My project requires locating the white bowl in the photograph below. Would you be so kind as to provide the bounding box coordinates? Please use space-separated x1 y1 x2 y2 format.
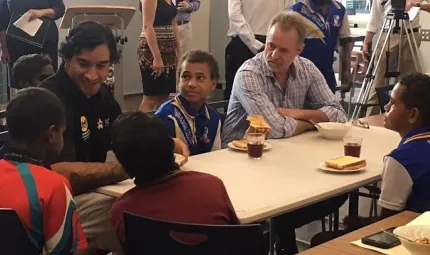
393 225 430 254
315 122 352 140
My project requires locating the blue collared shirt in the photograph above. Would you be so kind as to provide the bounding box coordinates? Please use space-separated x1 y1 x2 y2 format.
156 95 221 156
176 0 200 22
289 0 350 90
379 127 430 213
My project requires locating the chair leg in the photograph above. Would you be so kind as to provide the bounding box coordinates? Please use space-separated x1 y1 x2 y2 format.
373 197 378 217
329 214 333 232
369 197 374 218
321 218 326 232
334 210 339 232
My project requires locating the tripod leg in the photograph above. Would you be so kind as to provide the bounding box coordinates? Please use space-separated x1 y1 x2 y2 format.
404 19 423 72
401 20 420 73
351 18 395 119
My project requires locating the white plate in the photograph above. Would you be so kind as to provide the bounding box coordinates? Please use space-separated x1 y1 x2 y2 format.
317 162 366 173
174 153 187 166
227 142 272 152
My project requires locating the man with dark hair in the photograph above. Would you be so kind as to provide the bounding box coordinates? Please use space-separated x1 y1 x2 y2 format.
110 112 239 246
37 20 189 253
289 0 353 92
13 54 54 89
156 49 221 155
377 73 430 215
344 73 430 232
0 87 87 254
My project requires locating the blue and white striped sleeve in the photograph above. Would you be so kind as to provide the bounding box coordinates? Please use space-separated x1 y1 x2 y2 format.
234 69 297 138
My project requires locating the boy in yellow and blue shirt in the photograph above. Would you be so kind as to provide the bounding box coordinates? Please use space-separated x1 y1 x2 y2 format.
156 50 221 155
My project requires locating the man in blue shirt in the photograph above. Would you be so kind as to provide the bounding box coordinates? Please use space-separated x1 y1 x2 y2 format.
289 0 353 92
156 50 221 155
176 0 200 56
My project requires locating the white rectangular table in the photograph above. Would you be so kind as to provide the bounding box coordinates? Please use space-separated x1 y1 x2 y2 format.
98 126 400 224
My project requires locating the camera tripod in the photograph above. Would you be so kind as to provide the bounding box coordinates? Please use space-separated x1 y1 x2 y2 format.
351 10 423 119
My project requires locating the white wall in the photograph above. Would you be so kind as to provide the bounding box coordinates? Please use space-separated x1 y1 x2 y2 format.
419 11 430 73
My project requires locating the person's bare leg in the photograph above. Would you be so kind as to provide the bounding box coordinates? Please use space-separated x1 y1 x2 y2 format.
139 95 170 112
139 96 157 112
153 95 170 110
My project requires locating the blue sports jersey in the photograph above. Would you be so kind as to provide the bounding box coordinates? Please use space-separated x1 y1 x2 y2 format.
289 0 347 91
388 127 430 213
156 95 222 155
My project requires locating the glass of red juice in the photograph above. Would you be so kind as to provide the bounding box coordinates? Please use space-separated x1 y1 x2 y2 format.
247 133 265 159
343 136 363 157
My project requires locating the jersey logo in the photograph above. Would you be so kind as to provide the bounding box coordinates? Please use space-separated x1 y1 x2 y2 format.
104 118 110 128
201 127 211 144
97 118 104 130
333 15 340 27
80 116 90 141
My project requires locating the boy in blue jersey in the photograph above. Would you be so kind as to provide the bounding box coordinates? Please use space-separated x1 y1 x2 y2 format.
378 73 430 216
311 73 430 247
340 73 430 233
156 50 221 156
289 0 353 92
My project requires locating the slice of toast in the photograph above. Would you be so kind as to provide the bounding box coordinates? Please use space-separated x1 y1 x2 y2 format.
247 115 271 131
232 140 247 149
325 156 366 170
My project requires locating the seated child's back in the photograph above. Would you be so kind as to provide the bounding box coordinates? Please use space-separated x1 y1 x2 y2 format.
110 112 239 244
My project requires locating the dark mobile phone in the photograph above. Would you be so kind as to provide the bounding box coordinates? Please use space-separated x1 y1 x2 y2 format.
361 227 401 249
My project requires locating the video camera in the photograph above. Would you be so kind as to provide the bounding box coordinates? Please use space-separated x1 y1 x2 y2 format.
381 0 407 12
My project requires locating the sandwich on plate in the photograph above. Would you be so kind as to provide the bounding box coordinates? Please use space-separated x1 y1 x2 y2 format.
325 156 366 170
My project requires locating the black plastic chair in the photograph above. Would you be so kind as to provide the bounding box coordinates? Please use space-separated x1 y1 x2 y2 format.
376 84 395 113
123 212 266 255
208 100 229 125
0 209 39 254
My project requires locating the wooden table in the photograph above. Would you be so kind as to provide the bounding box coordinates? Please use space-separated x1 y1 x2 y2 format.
98 125 400 224
361 114 384 128
299 211 419 255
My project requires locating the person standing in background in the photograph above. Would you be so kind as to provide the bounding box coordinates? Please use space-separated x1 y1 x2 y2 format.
138 0 180 112
0 0 65 89
289 0 353 93
176 0 200 56
363 0 426 116
224 0 295 100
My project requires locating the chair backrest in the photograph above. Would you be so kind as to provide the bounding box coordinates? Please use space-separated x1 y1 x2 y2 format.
123 212 266 255
0 209 39 254
208 100 229 125
376 84 395 113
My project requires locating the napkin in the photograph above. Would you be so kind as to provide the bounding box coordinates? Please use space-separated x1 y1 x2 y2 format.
351 212 430 255
408 6 420 21
13 12 43 37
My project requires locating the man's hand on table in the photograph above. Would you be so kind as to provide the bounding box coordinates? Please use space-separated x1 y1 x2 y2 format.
173 138 189 166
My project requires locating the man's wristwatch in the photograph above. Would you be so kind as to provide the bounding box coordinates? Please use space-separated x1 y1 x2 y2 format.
415 2 421 8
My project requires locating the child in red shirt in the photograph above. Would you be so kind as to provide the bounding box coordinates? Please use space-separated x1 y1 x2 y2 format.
0 87 87 254
110 112 240 246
